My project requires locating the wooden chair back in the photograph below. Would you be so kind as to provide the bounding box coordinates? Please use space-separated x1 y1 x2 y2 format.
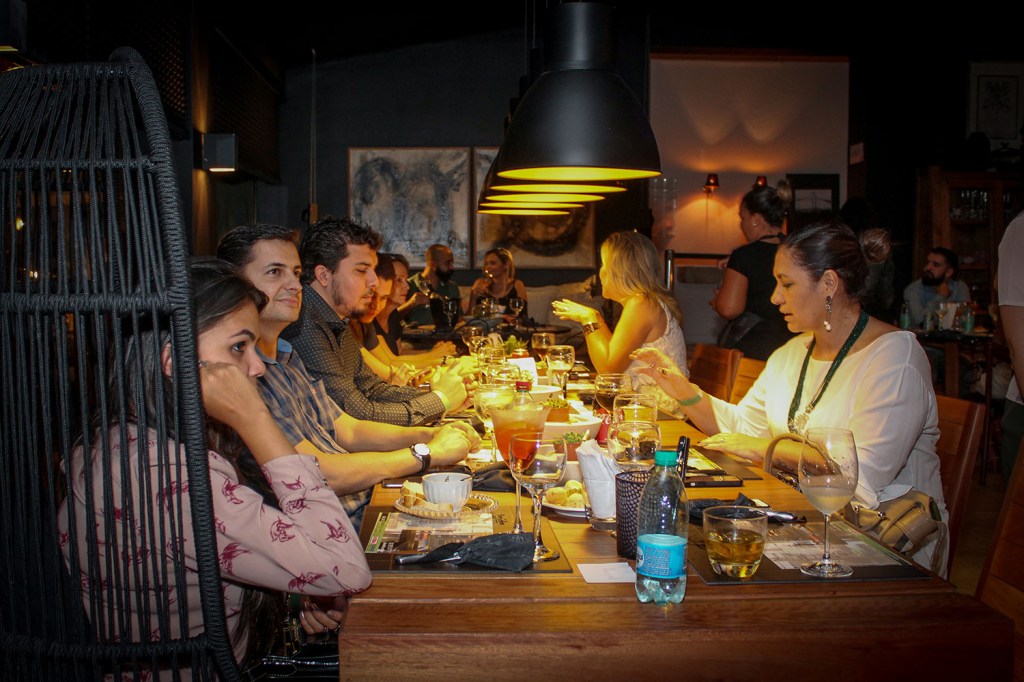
729 357 767 404
688 344 742 402
935 394 985 573
975 440 1024 682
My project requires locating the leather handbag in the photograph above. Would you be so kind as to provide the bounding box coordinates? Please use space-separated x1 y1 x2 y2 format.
843 491 945 571
244 602 339 681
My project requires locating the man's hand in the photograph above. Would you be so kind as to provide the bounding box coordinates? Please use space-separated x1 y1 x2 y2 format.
430 365 469 411
427 424 472 466
444 419 482 452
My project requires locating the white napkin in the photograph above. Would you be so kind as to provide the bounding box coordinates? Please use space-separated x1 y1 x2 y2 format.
507 356 538 384
576 439 621 519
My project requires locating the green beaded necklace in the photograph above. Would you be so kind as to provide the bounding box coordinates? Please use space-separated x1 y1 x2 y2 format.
787 310 870 433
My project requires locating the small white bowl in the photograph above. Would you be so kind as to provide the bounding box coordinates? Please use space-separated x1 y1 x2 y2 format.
543 412 602 442
422 472 472 510
529 384 562 399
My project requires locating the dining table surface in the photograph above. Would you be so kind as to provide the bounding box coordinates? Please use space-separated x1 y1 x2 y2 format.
339 404 1014 681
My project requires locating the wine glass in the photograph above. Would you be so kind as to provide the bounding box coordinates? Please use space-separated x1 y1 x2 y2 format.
441 297 459 330
475 345 506 383
509 434 567 562
612 392 659 424
531 332 554 361
594 373 632 413
607 419 661 471
546 345 575 399
508 297 525 326
798 428 859 578
474 383 515 461
461 324 484 352
489 403 551 534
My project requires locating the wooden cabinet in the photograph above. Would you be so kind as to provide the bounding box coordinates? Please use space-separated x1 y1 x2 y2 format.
915 166 1024 311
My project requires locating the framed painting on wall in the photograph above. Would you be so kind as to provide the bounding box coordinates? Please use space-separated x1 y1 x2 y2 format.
785 173 840 234
349 147 471 268
473 147 596 269
969 63 1024 149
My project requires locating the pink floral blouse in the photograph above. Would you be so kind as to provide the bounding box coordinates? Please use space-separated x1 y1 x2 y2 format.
57 426 372 662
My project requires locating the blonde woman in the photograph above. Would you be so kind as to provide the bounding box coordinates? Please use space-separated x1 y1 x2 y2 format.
552 231 688 412
466 247 528 321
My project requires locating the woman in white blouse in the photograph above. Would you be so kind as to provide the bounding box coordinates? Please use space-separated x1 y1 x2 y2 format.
633 220 948 573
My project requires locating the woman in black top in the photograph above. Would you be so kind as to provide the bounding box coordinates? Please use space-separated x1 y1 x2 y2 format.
711 179 797 360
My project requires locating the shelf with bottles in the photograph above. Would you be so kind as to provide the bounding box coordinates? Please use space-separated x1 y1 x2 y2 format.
948 187 991 222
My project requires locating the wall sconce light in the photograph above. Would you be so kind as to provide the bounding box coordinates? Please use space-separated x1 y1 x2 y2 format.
703 173 720 195
754 175 768 188
201 133 237 172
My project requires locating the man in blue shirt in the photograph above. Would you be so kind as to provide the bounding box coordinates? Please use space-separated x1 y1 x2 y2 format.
902 247 971 329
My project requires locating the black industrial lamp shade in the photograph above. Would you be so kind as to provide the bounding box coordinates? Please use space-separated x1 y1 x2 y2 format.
496 2 660 182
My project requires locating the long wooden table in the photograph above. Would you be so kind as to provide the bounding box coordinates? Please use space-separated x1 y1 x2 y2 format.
339 420 1013 680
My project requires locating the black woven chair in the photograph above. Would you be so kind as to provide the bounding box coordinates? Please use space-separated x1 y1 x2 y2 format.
0 48 240 680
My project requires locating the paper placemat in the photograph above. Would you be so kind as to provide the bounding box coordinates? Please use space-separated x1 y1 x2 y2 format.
688 520 929 585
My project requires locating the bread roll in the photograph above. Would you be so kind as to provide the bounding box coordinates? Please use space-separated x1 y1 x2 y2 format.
545 486 567 506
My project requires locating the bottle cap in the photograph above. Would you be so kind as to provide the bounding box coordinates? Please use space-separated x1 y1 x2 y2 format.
654 449 678 466
515 380 532 391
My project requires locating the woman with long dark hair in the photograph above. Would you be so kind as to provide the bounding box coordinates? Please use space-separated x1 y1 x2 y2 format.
59 258 372 669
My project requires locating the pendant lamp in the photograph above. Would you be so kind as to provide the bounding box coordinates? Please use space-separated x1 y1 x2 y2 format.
477 148 584 215
496 2 660 182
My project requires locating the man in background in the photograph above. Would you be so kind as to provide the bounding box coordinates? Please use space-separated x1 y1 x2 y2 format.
902 247 971 328
404 243 460 327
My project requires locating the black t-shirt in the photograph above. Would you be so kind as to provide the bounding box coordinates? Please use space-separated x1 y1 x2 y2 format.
724 239 795 360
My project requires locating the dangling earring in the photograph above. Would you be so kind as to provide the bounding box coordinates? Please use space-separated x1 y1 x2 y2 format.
824 296 833 332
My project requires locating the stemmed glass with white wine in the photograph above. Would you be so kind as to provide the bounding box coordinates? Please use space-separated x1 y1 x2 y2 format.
509 433 567 562
798 428 859 578
546 345 575 400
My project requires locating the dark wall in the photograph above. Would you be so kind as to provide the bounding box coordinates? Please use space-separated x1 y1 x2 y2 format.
276 12 654 288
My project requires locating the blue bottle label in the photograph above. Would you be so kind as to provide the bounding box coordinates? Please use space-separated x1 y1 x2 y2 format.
636 533 686 579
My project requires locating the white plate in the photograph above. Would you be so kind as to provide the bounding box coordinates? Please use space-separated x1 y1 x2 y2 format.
543 500 588 518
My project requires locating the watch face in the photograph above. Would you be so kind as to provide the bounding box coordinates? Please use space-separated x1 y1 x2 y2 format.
413 442 430 456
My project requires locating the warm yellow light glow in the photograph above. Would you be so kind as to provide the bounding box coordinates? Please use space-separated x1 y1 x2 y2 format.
208 167 235 173
480 201 583 209
485 193 605 203
497 166 661 182
490 183 627 194
478 209 569 216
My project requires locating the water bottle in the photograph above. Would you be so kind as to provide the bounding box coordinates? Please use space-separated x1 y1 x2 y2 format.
962 305 975 334
899 301 911 330
635 444 689 604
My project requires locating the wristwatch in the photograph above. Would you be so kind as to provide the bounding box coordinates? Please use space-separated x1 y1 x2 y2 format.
410 442 431 475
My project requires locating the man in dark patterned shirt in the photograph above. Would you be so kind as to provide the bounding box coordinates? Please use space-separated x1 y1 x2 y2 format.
216 223 478 525
282 217 469 426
